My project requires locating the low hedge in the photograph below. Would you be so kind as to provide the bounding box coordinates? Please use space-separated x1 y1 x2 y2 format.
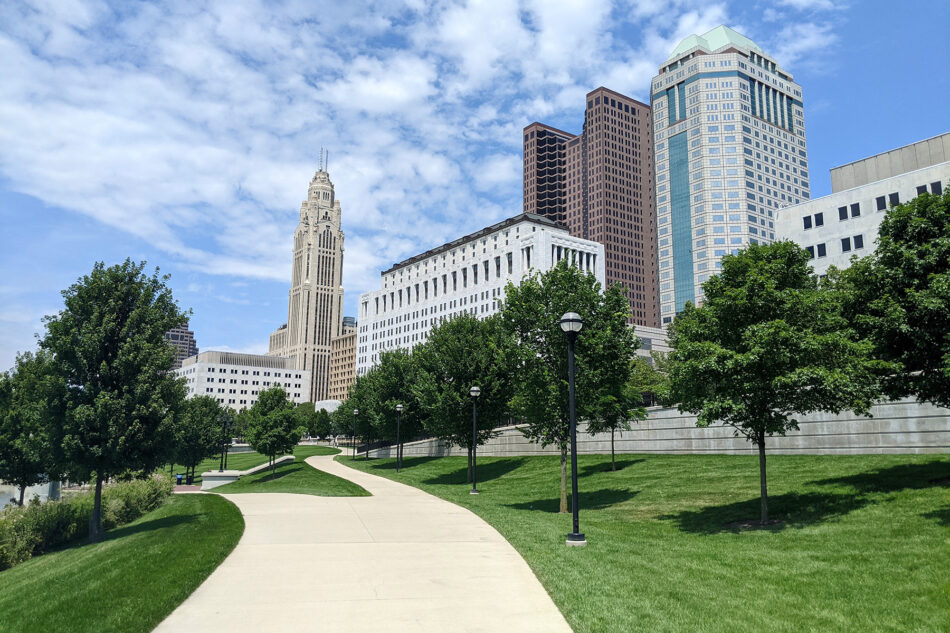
0 473 174 570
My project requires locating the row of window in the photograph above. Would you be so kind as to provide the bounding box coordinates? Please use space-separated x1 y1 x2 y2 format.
805 234 864 259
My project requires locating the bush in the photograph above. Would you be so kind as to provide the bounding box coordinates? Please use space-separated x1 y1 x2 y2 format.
0 473 173 570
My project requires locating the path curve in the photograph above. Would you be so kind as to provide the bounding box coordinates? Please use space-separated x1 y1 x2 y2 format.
154 452 572 633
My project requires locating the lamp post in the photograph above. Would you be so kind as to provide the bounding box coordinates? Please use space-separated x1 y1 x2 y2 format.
352 408 359 460
223 412 233 470
218 412 229 473
559 312 586 547
395 404 404 473
469 386 481 495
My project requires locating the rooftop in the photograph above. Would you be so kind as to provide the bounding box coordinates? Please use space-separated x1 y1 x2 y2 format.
666 25 764 63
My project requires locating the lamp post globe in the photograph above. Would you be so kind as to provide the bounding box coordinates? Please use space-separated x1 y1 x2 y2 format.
352 408 359 460
395 404 404 473
559 311 586 547
469 386 481 495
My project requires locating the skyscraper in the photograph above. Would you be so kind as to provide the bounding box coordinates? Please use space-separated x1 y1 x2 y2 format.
651 25 810 323
268 154 345 402
522 88 658 327
164 320 198 369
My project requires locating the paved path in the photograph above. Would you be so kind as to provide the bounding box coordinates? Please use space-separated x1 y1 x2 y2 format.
155 453 572 633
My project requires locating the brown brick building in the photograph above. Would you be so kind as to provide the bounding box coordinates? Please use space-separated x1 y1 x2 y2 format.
523 87 659 327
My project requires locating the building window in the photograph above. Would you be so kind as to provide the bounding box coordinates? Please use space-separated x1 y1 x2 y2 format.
803 216 812 230
917 185 928 196
838 206 848 221
876 196 886 211
853 234 864 249
841 237 852 252
932 182 943 195
817 243 826 257
814 212 823 227
888 192 900 206
850 203 860 218
805 245 815 258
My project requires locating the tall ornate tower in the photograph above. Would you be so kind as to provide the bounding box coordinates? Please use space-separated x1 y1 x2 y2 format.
268 154 345 402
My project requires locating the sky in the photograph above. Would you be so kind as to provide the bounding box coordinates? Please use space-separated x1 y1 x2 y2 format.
1 0 947 371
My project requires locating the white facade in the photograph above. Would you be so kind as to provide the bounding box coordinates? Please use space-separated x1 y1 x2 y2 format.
775 161 949 276
651 25 810 324
356 213 606 375
176 351 311 410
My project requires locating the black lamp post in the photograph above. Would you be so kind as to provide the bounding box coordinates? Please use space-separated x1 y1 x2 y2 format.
218 412 229 473
352 408 359 460
469 386 481 495
560 311 586 547
395 404 404 473
223 412 234 470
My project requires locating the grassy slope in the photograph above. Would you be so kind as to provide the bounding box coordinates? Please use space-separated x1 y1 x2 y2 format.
0 494 244 633
214 445 368 496
170 444 341 484
338 452 950 633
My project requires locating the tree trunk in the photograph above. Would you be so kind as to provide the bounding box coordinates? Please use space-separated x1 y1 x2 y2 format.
90 476 104 543
559 446 568 514
758 431 769 524
611 428 616 471
18 485 26 506
467 447 473 484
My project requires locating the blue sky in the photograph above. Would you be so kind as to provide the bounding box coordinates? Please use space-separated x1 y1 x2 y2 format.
1 0 947 370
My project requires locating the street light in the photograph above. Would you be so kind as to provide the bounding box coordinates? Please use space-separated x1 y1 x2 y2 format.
352 408 359 460
218 411 232 473
469 386 481 495
223 412 234 470
559 312 586 547
395 404 404 473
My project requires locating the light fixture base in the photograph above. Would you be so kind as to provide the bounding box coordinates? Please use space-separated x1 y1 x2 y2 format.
566 532 587 547
470 489 479 495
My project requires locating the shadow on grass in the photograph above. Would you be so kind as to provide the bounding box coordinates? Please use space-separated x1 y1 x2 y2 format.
423 458 526 485
105 513 199 541
664 492 869 534
242 464 303 484
809 460 950 493
368 456 443 471
579 459 645 477
506 488 639 513
922 506 950 527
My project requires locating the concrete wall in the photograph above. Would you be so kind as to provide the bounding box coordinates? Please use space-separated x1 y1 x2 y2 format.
367 398 949 459
830 132 950 191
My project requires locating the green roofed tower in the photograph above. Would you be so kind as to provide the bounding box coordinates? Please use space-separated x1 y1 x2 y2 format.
651 25 811 323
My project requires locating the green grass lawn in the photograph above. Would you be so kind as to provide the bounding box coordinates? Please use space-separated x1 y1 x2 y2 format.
169 444 340 484
338 452 950 633
0 494 243 633
214 445 367 496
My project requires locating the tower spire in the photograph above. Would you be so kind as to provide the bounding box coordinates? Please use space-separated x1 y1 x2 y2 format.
318 147 324 171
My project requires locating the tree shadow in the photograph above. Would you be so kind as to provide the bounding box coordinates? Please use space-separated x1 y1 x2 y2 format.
579 458 645 477
368 456 443 471
808 461 950 493
105 513 199 540
922 506 950 528
663 492 869 534
506 488 639 513
423 458 526 485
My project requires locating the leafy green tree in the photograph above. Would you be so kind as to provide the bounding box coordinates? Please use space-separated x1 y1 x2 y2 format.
40 259 187 542
313 408 333 439
294 402 318 438
666 242 884 524
333 377 382 456
629 354 669 407
245 386 303 474
0 351 63 505
173 396 224 482
501 260 640 512
413 314 516 482
232 407 253 442
368 349 423 465
836 187 950 408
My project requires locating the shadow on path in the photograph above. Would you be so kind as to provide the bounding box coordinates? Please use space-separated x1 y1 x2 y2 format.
663 492 868 534
506 488 638 513
423 458 526 485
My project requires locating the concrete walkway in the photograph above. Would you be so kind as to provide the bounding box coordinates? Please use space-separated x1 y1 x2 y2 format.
154 453 572 633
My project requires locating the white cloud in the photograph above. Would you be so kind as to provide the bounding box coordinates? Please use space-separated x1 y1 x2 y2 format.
775 0 841 10
770 22 837 67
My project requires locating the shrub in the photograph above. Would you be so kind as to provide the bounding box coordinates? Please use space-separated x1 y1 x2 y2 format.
0 472 173 570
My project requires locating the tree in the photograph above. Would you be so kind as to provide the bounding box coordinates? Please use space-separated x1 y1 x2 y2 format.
173 396 224 482
836 187 950 408
367 349 423 465
245 386 303 474
40 259 187 542
629 354 669 407
333 376 382 456
294 402 318 438
313 408 333 439
0 351 63 505
413 314 516 482
501 260 640 512
665 242 884 524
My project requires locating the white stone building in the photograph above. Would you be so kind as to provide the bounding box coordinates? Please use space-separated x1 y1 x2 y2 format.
651 25 811 323
356 213 606 375
176 351 311 410
775 133 949 276
268 152 345 402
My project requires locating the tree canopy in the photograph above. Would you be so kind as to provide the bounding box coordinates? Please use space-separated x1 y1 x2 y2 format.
836 187 950 408
173 395 224 480
665 241 883 523
245 386 303 472
40 259 187 541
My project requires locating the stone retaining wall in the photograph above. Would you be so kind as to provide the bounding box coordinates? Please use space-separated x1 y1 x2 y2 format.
367 398 949 458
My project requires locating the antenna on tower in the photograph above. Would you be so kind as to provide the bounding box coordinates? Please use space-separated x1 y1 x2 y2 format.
318 147 324 171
